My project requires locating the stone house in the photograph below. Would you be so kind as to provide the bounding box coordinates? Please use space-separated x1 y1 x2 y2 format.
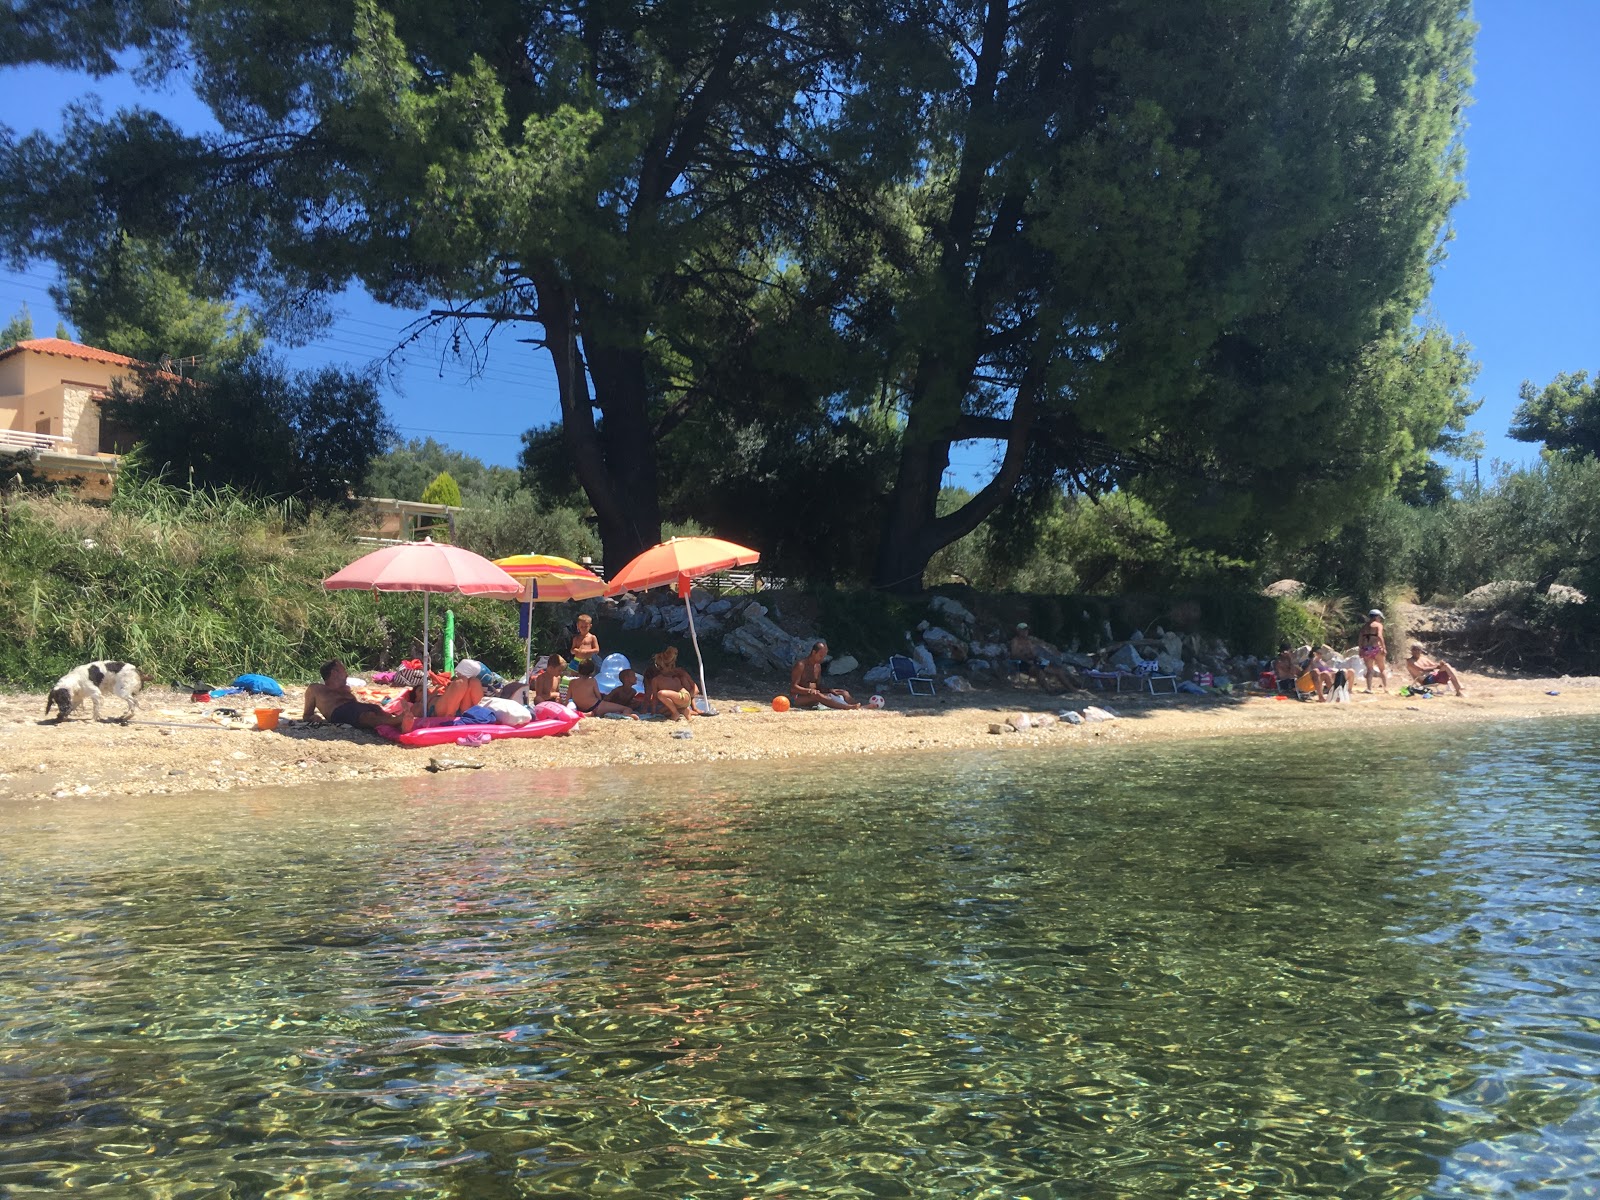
0 337 142 498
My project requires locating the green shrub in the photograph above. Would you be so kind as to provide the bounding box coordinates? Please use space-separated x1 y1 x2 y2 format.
453 491 601 563
809 589 917 662
1271 598 1326 650
0 483 542 689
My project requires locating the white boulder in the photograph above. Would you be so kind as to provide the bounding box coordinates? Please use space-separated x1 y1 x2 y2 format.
930 595 976 627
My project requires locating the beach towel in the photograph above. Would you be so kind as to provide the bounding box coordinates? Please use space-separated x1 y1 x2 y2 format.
454 705 497 725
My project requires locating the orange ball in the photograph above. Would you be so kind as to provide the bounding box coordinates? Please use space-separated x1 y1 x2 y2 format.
771 695 791 712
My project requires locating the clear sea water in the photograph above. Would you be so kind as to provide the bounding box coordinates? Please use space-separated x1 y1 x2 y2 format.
2 719 1600 1199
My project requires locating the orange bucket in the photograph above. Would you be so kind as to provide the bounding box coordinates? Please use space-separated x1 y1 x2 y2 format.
254 708 281 731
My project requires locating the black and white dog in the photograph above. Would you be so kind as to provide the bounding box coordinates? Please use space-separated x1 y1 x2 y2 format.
44 661 145 723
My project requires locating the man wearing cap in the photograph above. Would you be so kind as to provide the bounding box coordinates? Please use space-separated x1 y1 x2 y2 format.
1357 609 1388 693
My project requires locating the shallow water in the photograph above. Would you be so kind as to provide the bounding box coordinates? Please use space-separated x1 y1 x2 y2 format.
2 720 1600 1198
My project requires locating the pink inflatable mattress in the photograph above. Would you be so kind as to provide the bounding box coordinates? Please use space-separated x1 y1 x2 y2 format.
375 708 582 747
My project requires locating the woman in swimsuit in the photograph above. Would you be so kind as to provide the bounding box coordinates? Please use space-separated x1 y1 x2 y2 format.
1357 609 1388 693
565 658 638 718
643 649 696 720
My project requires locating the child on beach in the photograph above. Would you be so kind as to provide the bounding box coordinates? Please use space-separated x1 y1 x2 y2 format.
566 657 638 718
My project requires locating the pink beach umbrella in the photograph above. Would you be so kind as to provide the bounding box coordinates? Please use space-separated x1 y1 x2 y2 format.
323 538 522 716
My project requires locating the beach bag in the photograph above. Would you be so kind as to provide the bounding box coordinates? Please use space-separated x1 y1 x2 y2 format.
480 697 533 727
231 673 284 696
453 705 497 725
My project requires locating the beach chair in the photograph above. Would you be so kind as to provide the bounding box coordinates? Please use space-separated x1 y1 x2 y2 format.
1131 657 1179 695
1082 668 1123 691
889 654 936 696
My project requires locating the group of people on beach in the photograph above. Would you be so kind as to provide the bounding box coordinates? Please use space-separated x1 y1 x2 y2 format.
1272 609 1465 700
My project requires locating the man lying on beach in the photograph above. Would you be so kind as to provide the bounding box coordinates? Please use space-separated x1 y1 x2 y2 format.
791 641 860 710
1406 644 1466 696
303 660 415 733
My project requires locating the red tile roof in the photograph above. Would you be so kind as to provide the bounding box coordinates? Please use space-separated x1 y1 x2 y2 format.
0 337 142 368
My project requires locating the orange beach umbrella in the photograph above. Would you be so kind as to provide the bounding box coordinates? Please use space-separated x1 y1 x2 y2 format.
604 536 761 712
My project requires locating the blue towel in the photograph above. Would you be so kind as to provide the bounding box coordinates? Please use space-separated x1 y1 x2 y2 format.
232 673 285 696
454 705 497 725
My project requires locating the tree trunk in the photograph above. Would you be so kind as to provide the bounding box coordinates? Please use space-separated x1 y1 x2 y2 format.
871 363 1043 594
541 282 663 571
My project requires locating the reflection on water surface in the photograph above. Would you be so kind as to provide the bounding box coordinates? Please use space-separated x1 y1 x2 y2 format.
2 721 1600 1198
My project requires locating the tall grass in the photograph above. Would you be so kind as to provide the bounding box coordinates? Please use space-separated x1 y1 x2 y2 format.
0 480 558 689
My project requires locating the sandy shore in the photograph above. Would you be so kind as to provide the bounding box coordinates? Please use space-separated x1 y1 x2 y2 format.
3 669 1598 803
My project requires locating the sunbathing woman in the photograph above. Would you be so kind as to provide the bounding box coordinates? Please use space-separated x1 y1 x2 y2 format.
431 660 487 719
566 657 639 718
570 614 600 665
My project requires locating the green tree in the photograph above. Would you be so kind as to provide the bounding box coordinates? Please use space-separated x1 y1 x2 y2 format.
104 355 392 504
0 303 32 349
0 0 879 571
419 471 462 509
57 235 262 365
854 0 1475 590
1511 371 1600 460
366 437 518 504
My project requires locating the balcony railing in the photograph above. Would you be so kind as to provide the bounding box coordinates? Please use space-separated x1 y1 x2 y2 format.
0 429 75 453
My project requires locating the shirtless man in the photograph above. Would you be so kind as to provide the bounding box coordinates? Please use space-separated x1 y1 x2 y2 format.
570 614 600 664
1406 644 1465 696
303 660 414 732
1301 646 1337 701
791 640 859 710
1009 622 1072 689
1358 609 1389 693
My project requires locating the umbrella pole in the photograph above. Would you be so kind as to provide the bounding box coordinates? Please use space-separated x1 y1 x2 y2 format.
523 581 537 688
421 591 430 719
684 593 712 714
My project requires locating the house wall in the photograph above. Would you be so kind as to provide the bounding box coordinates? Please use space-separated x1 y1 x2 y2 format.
0 353 126 448
0 355 26 432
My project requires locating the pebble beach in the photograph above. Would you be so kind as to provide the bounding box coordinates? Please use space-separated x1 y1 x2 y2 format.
3 671 1597 802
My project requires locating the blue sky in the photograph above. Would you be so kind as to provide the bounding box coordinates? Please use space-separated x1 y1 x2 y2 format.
1 0 1595 482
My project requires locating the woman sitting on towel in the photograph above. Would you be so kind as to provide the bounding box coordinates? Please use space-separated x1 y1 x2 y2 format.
643 647 696 720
